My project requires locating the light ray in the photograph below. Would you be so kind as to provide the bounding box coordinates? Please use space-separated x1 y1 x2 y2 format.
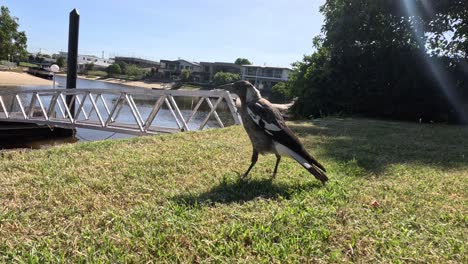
401 0 467 123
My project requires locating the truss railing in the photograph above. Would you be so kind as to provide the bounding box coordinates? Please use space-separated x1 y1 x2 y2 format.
0 87 242 135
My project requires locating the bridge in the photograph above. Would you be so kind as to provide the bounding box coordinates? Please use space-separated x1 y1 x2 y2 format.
0 87 242 135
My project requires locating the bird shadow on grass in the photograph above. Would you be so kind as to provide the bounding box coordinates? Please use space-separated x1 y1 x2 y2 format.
172 177 322 207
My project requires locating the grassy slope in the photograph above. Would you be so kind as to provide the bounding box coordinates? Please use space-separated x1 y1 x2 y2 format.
0 118 466 263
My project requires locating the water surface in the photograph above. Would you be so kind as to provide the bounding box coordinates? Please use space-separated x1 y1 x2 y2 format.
0 76 231 149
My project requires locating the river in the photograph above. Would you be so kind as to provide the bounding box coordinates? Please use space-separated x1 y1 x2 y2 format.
0 76 232 149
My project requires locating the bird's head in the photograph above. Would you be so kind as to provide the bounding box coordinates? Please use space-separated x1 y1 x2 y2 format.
217 80 261 102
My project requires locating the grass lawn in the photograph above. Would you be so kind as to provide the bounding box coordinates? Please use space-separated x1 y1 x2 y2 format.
85 71 108 78
0 118 466 262
18 62 38 68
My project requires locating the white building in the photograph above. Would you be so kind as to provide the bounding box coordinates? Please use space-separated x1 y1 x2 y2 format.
241 65 291 90
59 52 114 70
176 59 202 72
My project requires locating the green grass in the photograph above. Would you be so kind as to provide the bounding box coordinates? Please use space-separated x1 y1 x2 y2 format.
110 74 145 81
0 118 466 263
18 62 38 67
85 71 108 78
181 84 203 90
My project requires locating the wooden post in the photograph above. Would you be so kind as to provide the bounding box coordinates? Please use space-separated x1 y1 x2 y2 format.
66 9 79 117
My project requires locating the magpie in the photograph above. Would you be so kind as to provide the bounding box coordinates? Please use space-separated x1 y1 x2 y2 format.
220 80 328 183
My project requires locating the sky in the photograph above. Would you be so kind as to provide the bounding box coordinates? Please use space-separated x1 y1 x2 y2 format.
1 0 325 67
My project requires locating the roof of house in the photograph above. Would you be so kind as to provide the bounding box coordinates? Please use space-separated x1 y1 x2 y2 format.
115 56 160 65
242 65 292 70
176 59 200 66
199 61 241 67
160 59 178 63
161 59 200 67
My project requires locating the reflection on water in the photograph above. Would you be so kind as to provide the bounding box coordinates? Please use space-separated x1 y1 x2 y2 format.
0 76 233 150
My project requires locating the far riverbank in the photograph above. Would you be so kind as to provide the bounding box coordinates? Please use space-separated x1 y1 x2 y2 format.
56 74 170 89
0 71 170 89
0 71 52 86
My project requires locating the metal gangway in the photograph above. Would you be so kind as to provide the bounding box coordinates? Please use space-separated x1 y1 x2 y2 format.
0 87 242 135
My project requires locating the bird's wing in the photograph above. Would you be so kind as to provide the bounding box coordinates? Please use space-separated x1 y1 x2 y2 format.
246 99 326 173
246 99 287 135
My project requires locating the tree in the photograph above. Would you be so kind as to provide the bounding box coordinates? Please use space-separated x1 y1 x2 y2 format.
289 0 467 123
271 82 292 101
56 57 65 68
0 6 28 61
124 64 143 76
425 0 468 57
234 58 252 65
117 61 128 74
106 63 121 77
180 69 190 81
212 72 241 86
84 63 95 73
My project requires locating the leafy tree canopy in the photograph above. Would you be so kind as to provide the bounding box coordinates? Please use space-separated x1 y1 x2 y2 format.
271 82 293 102
117 61 128 74
84 63 95 73
56 57 65 68
106 63 121 76
234 58 252 65
289 0 468 123
424 0 468 57
213 72 241 86
124 64 144 76
0 6 28 61
180 69 190 81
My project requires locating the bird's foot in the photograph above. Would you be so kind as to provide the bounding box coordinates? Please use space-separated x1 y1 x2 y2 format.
270 172 277 179
240 173 250 181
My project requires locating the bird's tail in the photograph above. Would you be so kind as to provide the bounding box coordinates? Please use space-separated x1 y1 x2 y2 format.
305 164 328 184
274 142 328 184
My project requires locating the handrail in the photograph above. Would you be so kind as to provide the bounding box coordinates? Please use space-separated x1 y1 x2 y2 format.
0 88 242 135
0 87 238 97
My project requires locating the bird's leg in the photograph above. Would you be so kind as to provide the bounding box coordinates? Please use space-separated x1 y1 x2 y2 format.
272 154 281 178
241 150 258 179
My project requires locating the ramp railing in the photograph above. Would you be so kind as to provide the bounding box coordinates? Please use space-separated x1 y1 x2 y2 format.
0 88 242 135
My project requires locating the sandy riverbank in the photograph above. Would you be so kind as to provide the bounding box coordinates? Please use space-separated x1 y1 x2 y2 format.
0 71 52 86
97 78 170 89
0 71 171 89
56 74 170 89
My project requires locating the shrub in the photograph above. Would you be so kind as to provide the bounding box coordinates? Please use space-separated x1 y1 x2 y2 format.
271 82 292 101
181 69 190 81
213 72 241 86
106 64 121 77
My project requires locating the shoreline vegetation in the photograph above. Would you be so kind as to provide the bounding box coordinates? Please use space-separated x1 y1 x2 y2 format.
0 118 466 262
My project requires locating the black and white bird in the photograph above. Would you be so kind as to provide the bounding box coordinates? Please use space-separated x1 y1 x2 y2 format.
220 80 328 184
